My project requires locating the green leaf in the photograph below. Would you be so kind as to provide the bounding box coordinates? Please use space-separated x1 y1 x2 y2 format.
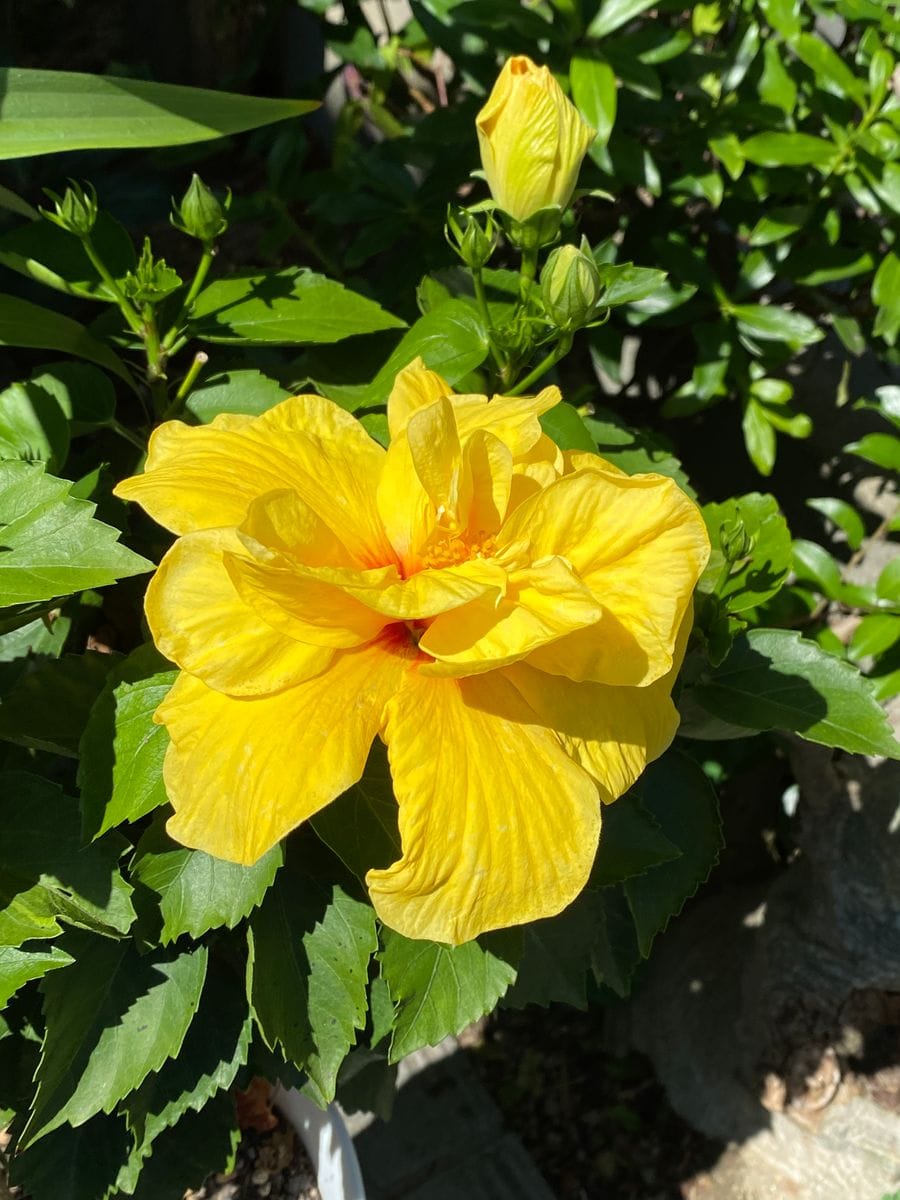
540 403 596 452
693 629 900 758
132 815 282 944
0 772 135 942
128 1093 239 1200
0 378 70 472
0 213 136 302
747 207 810 247
583 412 694 493
0 461 151 606
0 183 38 220
0 68 317 159
742 398 776 475
845 432 900 471
623 752 723 957
315 299 489 410
700 493 793 612
872 251 900 344
379 928 518 1063
588 0 656 38
0 651 114 756
732 303 824 347
121 958 252 1190
188 267 405 345
739 132 839 169
0 294 133 383
248 870 376 1105
590 792 681 887
77 645 176 840
849 614 900 661
311 740 400 880
589 886 642 997
792 538 843 598
570 53 617 150
595 262 669 307
28 362 118 433
10 1112 133 1200
878 557 900 602
504 891 602 1010
793 32 868 103
758 0 802 37
22 936 207 1147
758 38 798 112
806 497 866 550
184 369 290 423
0 944 72 1008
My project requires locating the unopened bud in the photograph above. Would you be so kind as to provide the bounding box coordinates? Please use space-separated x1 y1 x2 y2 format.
720 518 755 563
540 237 602 331
171 174 230 245
122 237 182 305
40 181 98 237
445 206 497 270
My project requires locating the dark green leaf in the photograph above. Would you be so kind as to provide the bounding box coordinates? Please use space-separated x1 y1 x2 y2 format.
132 816 282 944
739 132 839 168
184 369 290 423
0 651 114 756
311 740 400 880
10 1112 133 1200
379 928 518 1063
793 31 867 103
0 461 152 605
22 935 207 1147
596 263 669 307
570 53 617 149
583 412 694 493
128 1093 239 1200
0 213 136 302
0 772 134 942
742 398 776 475
693 629 900 757
590 792 681 887
0 294 133 383
623 753 722 957
0 378 70 472
588 0 656 38
248 871 376 1105
189 268 405 346
504 890 603 1010
732 303 824 347
0 68 317 159
590 886 642 998
78 645 175 840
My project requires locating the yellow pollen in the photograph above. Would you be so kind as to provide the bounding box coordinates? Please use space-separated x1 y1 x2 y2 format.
420 531 497 571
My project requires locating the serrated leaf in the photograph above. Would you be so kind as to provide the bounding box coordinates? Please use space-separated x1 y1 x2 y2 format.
21 935 207 1148
184 369 290 423
0 651 114 756
0 943 72 1007
0 68 317 159
120 958 251 1190
504 891 602 1010
0 461 151 605
0 772 134 941
590 792 681 887
122 1093 238 1200
248 870 376 1104
78 645 175 840
10 1112 133 1200
132 815 281 944
590 886 642 998
583 412 694 493
623 752 722 957
700 493 792 613
189 267 404 345
0 377 70 471
380 928 518 1063
694 629 900 758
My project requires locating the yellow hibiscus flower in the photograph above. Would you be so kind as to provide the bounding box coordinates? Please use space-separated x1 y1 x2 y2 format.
115 362 709 946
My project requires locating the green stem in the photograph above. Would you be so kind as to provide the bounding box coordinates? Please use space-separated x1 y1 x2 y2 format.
506 334 573 396
519 245 539 304
159 351 209 420
80 235 143 335
108 418 148 451
161 244 215 351
472 267 508 379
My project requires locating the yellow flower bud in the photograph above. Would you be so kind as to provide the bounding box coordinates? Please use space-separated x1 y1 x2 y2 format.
476 56 596 223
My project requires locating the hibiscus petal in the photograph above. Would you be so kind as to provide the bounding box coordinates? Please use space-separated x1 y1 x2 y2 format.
387 359 452 439
146 528 333 695
406 396 463 524
367 667 600 944
453 387 560 458
160 631 416 864
419 555 601 675
499 468 709 685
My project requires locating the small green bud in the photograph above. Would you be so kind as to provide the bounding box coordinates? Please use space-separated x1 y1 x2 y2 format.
171 174 230 245
122 237 183 305
720 518 755 563
40 180 98 237
445 206 497 270
540 237 602 331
